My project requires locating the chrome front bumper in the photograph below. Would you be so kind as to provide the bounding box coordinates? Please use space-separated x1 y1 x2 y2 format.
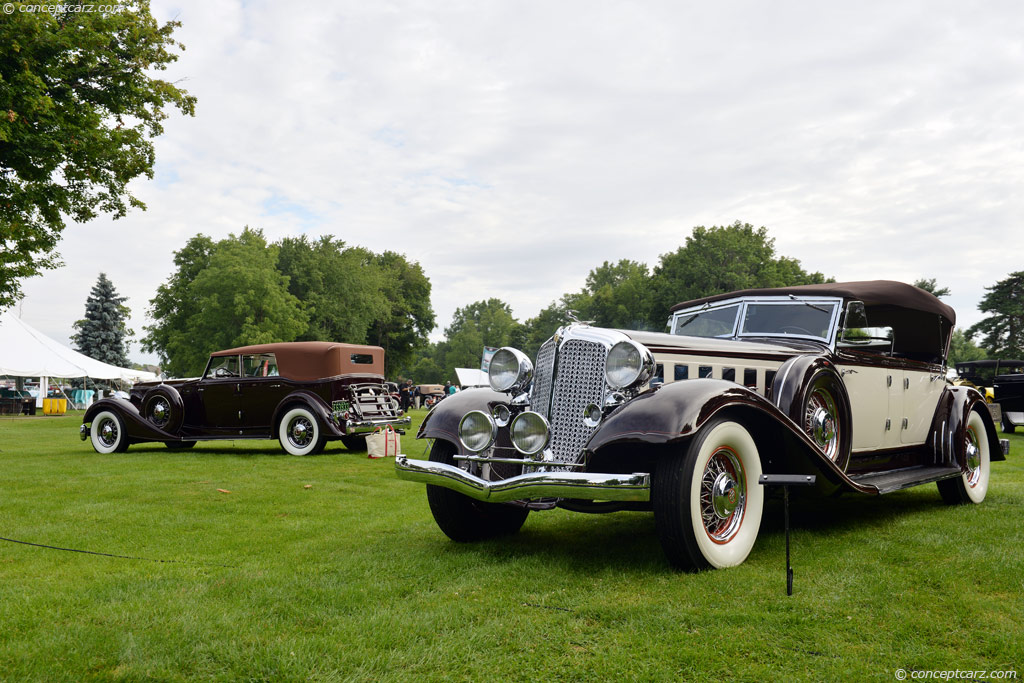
394 455 651 503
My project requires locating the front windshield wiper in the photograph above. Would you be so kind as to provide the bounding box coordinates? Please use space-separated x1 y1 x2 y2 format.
788 294 831 314
675 302 711 331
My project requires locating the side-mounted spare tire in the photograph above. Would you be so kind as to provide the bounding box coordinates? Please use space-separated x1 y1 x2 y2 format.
772 356 853 472
142 385 184 434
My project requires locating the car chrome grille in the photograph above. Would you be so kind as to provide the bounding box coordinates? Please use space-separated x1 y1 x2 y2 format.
531 337 556 417
531 336 608 467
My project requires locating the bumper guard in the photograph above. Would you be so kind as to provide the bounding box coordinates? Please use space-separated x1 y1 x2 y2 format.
394 455 650 503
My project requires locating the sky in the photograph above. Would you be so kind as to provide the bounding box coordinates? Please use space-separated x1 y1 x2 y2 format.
12 0 1024 367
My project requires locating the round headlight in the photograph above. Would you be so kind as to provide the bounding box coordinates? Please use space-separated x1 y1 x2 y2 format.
510 411 550 456
605 340 653 389
488 347 533 393
458 410 496 453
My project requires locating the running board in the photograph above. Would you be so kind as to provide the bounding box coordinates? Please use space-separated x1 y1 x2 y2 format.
847 465 962 495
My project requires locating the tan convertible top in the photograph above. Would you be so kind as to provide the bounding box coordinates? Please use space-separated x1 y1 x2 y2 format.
210 341 384 381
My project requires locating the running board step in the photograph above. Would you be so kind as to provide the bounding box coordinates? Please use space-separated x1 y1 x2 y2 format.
847 465 962 495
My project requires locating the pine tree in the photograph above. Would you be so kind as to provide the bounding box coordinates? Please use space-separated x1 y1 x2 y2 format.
968 271 1024 359
72 273 133 367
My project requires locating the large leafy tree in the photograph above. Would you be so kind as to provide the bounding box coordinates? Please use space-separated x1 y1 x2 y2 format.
276 235 387 344
567 259 653 330
947 328 987 366
142 229 307 376
71 272 132 366
441 298 521 374
647 222 831 327
0 2 196 309
366 251 435 377
967 271 1024 359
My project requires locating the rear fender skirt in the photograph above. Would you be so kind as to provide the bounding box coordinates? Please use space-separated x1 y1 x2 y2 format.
931 385 1004 465
272 390 342 437
586 379 875 494
82 398 178 443
416 388 510 445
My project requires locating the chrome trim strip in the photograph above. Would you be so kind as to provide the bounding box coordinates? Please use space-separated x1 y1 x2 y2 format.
395 455 650 502
453 454 585 468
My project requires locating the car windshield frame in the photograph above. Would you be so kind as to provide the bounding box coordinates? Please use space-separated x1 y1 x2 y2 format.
671 296 843 344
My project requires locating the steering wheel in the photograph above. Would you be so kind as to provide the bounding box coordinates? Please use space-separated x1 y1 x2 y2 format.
779 326 813 336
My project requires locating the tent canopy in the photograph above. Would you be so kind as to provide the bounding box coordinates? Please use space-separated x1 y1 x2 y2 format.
455 368 489 387
0 311 156 382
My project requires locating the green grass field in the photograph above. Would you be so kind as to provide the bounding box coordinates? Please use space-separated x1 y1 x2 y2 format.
1 409 1021 681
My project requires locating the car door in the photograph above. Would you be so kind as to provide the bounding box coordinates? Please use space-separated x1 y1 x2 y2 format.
237 353 290 433
199 354 241 431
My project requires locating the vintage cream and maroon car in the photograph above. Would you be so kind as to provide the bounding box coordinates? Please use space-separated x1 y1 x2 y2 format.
81 342 410 455
396 281 1009 570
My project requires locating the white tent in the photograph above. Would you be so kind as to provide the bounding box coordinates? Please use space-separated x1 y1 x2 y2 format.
455 367 489 388
0 310 157 388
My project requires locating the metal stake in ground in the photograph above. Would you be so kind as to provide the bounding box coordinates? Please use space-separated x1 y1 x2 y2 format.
758 474 816 596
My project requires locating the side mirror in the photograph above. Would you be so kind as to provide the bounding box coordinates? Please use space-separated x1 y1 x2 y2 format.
840 301 869 342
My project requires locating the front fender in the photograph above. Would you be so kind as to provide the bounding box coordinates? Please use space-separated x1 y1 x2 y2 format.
417 388 509 444
586 379 871 493
587 379 780 450
82 397 178 443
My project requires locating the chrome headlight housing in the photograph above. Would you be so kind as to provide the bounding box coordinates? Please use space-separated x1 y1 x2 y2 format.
510 411 550 456
458 410 497 453
488 347 533 393
605 340 655 390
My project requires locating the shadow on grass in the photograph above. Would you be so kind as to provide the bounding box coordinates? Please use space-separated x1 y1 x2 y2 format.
426 485 960 572
122 442 368 458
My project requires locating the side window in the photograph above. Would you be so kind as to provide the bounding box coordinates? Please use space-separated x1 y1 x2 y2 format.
243 353 279 377
205 355 240 378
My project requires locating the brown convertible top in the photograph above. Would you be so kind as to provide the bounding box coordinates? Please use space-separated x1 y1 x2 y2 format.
210 341 384 381
671 280 955 325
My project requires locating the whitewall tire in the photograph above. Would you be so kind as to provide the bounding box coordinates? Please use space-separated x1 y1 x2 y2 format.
654 418 764 570
278 407 326 456
90 410 129 454
938 410 990 505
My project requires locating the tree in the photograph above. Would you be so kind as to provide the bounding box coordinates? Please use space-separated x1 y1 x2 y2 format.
442 299 521 374
71 272 132 366
365 252 435 377
967 271 1024 359
947 328 987 366
142 229 307 376
0 3 196 309
567 260 653 330
276 235 387 343
647 222 831 328
913 278 951 298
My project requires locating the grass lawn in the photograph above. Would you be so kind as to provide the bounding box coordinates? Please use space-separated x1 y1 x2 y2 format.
1 409 1022 681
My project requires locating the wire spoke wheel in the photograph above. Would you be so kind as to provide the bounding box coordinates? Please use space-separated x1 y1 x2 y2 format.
699 447 746 543
804 386 840 461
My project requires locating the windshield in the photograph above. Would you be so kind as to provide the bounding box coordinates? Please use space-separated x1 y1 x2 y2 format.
673 304 739 337
672 298 840 341
741 302 838 338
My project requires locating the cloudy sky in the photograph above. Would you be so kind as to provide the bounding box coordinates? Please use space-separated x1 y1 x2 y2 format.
13 0 1024 366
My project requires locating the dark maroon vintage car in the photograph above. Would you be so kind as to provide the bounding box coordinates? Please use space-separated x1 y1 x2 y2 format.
81 342 410 455
396 281 1010 570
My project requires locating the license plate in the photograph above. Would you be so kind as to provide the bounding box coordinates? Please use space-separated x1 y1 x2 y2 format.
332 400 350 413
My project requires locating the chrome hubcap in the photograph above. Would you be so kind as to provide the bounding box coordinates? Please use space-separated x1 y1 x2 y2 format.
965 428 981 487
151 400 169 425
805 388 839 460
711 473 739 518
289 418 312 447
99 420 117 447
700 448 746 543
